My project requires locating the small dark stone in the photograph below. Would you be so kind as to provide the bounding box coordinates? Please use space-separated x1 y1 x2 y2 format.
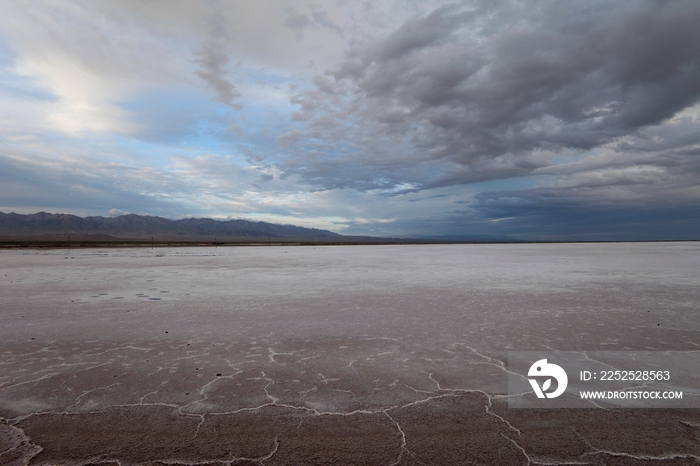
216 373 222 376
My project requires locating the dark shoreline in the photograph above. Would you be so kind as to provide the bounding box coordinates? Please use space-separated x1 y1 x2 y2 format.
1 238 697 249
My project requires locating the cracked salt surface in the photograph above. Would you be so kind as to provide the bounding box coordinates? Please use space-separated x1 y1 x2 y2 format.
1 243 700 464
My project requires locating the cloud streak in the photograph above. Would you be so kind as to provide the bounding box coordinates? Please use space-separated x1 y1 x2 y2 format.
194 4 241 110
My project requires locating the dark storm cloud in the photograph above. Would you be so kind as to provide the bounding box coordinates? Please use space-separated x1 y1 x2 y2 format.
372 3 476 62
344 190 700 241
281 0 700 192
463 189 700 241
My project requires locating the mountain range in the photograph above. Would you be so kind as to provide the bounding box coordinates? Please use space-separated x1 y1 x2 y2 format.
0 212 342 240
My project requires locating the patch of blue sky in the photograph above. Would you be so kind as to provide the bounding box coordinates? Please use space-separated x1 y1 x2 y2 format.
99 133 214 169
118 89 237 150
547 147 597 166
239 79 297 111
247 68 294 88
467 174 546 192
0 41 55 102
3 129 109 162
231 106 299 157
0 75 54 101
233 102 289 138
0 35 18 67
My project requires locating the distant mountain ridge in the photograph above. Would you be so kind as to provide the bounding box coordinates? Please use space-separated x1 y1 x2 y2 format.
0 212 342 239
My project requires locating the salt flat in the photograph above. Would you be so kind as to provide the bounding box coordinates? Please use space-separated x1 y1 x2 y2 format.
1 243 700 465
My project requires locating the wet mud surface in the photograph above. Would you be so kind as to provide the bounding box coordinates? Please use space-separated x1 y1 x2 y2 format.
1 243 700 465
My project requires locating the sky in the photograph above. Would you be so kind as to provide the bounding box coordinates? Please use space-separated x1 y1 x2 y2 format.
1 0 699 240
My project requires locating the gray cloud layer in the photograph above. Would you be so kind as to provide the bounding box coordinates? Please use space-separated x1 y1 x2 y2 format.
280 0 700 189
264 0 700 238
1 0 698 239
